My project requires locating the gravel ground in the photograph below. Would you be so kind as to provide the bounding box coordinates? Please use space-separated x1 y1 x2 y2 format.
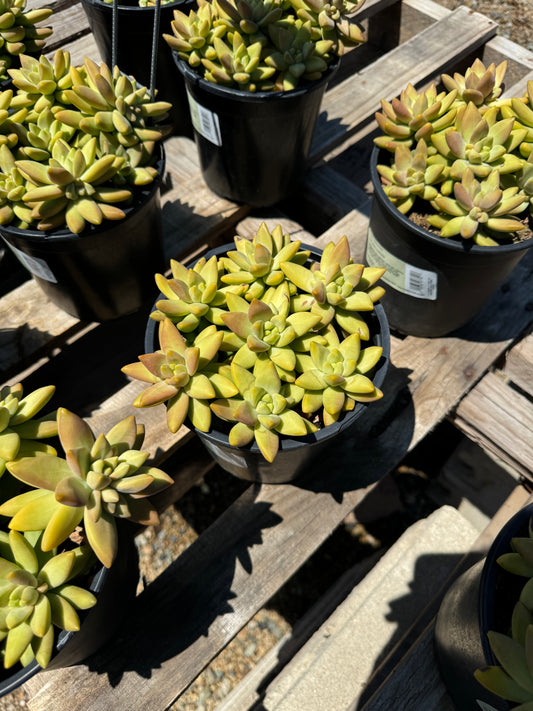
2 2 532 710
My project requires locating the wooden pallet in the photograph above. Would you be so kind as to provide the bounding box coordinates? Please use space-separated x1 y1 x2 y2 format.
0 0 530 709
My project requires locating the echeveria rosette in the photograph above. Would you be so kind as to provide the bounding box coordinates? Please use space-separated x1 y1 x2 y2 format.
373 82 458 152
281 235 386 338
221 284 322 381
430 102 526 187
219 222 310 302
150 254 246 332
376 139 445 215
0 383 57 478
294 331 383 426
428 168 528 246
210 359 314 463
0 530 96 669
440 58 507 108
121 318 238 434
2 409 173 568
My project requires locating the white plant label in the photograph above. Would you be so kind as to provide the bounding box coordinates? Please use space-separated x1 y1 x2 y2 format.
8 244 57 283
186 91 222 146
476 701 499 711
366 227 438 301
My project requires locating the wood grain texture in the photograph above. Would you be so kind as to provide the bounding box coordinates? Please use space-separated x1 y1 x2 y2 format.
452 371 533 480
503 332 533 396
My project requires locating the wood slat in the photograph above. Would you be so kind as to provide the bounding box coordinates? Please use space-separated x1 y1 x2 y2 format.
503 332 533 396
451 371 533 480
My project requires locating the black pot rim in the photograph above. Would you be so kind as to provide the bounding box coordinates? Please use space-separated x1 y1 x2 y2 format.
145 240 391 454
478 502 533 663
0 145 165 245
174 53 340 102
370 145 533 257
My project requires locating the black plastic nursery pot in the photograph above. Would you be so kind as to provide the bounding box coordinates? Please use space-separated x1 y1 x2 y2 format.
0 525 139 699
174 57 337 207
144 242 391 485
366 146 533 338
80 0 194 137
434 502 533 711
0 149 166 323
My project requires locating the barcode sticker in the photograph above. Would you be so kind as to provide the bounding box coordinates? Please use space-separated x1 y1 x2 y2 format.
186 91 222 146
8 244 57 283
366 227 438 301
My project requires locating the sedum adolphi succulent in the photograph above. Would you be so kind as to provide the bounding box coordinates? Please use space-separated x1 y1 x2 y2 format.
2 406 173 569
0 383 174 673
163 0 366 91
0 530 96 670
475 518 533 708
0 384 57 479
0 49 171 233
122 222 386 463
374 58 533 246
0 0 52 83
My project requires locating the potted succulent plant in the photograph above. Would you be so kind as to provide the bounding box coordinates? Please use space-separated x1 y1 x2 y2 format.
435 502 533 711
0 0 53 86
80 0 195 136
163 0 367 206
366 59 533 337
0 48 172 322
121 222 390 484
0 381 173 696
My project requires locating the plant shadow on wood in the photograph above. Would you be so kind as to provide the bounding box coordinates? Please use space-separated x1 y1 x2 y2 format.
294 363 415 501
82 487 282 687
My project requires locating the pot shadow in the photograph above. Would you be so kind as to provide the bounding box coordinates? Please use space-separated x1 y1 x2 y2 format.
292 362 416 501
433 241 533 344
82 488 282 688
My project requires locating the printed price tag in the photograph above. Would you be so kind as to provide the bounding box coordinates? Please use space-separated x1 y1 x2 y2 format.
8 244 57 283
186 91 222 146
366 227 438 301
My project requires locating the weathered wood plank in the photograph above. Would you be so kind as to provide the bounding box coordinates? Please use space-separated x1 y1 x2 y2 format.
503 332 533 396
310 6 498 162
451 371 533 481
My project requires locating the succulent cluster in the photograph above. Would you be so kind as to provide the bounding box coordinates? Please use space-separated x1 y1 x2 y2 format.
0 0 52 82
0 383 173 670
475 517 533 707
374 58 533 246
163 0 366 91
122 223 386 463
0 49 171 233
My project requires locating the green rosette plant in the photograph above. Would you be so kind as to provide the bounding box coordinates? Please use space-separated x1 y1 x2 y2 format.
374 58 533 247
2 407 173 568
122 222 387 463
0 530 96 670
163 0 366 91
0 49 171 233
0 0 53 83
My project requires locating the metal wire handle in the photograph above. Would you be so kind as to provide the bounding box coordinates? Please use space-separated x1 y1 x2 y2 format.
111 0 162 100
